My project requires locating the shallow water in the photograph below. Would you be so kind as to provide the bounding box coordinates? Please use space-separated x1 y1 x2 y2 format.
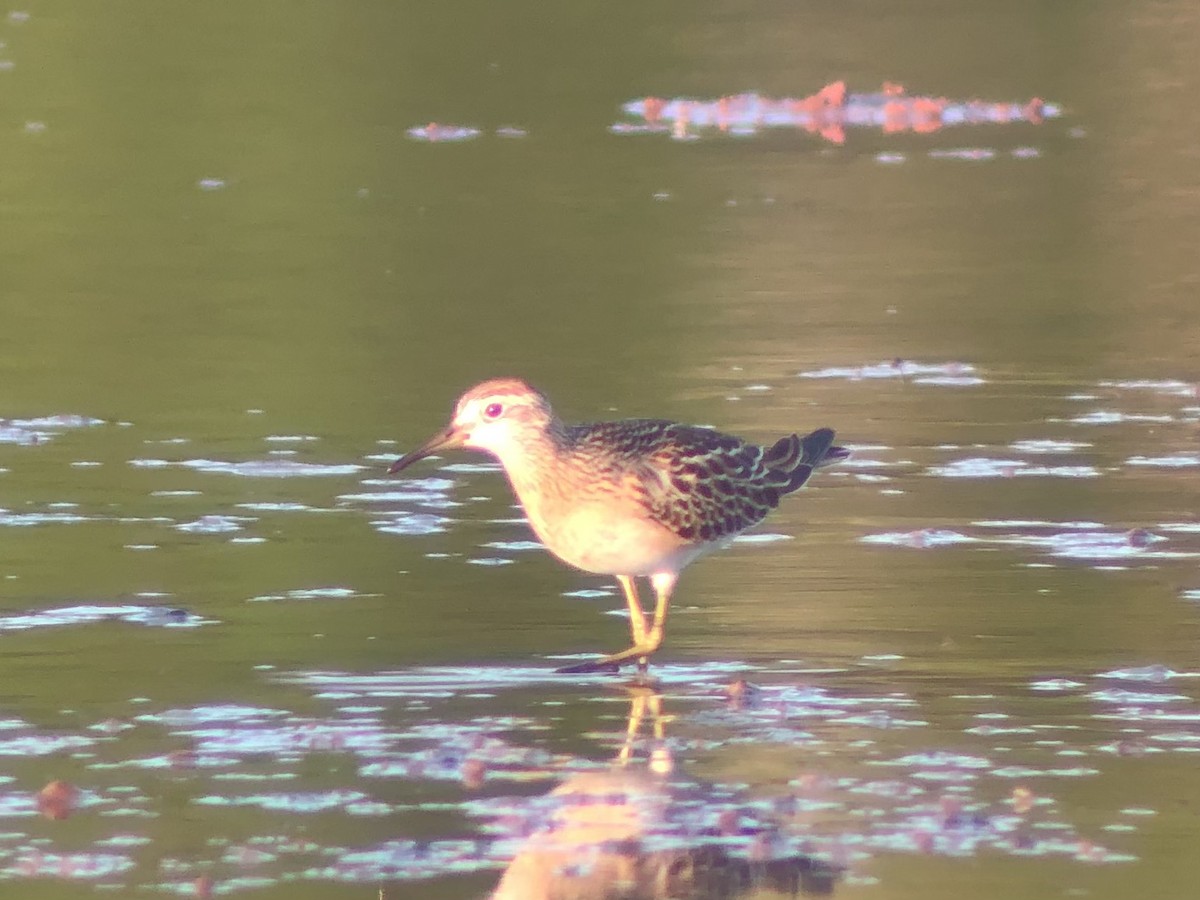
3 1 1200 898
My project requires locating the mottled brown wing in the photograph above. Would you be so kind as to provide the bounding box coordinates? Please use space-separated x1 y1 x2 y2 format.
569 420 793 542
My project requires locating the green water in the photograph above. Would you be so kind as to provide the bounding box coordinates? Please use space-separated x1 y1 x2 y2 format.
2 1 1199 898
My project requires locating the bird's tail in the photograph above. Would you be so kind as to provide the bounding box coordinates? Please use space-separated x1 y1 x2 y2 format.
765 427 850 494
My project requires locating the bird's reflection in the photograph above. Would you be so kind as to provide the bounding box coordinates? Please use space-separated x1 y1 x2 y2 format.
490 682 838 900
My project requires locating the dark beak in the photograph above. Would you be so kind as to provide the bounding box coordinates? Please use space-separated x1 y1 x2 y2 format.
387 423 467 474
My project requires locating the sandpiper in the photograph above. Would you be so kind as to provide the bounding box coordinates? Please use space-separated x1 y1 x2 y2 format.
388 378 848 673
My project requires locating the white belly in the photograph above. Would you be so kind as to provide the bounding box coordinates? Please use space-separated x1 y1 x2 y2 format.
527 500 709 577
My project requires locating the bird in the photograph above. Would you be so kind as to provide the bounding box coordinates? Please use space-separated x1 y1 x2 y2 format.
387 378 848 673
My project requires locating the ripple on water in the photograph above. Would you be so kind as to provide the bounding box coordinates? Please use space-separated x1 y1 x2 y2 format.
193 789 373 813
986 526 1175 561
129 458 364 477
928 458 1099 479
1029 679 1086 692
875 751 992 770
1125 453 1200 468
1008 439 1092 453
247 587 366 603
1097 665 1187 683
235 501 315 511
370 511 452 535
135 705 291 727
863 521 1187 567
482 540 542 552
1089 688 1191 704
1061 410 1174 425
0 414 104 446
1098 378 1198 397
5 852 135 879
0 509 93 526
860 529 977 549
562 588 615 599
733 532 792 544
0 731 96 756
172 720 396 757
799 359 982 384
174 515 254 534
340 489 458 507
0 604 206 631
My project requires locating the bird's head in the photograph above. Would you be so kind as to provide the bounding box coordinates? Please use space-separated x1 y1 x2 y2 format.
388 378 556 474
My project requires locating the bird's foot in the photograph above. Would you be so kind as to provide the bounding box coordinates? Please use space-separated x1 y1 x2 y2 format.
554 659 623 675
554 642 657 675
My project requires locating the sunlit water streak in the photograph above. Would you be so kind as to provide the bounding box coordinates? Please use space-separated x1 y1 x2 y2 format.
0 414 105 446
0 603 207 632
861 522 1198 565
799 359 981 384
130 458 365 477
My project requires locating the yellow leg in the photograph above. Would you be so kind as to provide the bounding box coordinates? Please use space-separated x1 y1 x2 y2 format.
617 574 647 647
644 572 676 659
556 573 678 674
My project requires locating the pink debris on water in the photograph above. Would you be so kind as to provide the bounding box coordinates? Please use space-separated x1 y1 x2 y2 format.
407 123 481 143
617 82 1060 144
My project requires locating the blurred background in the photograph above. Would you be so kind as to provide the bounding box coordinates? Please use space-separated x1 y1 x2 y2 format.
1 1 1198 898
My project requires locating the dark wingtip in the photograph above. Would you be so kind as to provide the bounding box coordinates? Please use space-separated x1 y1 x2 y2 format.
781 429 849 492
799 427 837 465
824 445 851 464
799 428 851 468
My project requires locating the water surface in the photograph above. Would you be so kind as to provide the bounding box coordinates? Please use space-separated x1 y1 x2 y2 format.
2 1 1199 898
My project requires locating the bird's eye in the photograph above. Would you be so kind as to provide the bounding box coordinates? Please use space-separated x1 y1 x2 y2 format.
484 402 503 420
